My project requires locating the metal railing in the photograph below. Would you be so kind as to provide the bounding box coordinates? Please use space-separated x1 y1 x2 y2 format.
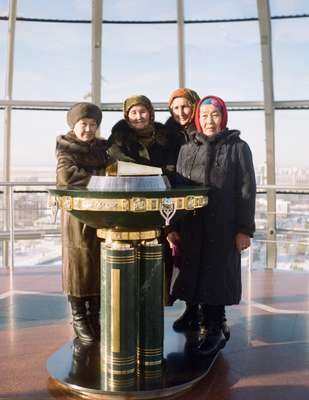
0 181 309 271
0 181 57 270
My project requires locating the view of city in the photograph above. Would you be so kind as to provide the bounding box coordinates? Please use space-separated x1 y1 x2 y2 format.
0 166 308 272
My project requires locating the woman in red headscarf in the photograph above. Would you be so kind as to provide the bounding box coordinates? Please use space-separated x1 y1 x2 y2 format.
168 95 256 356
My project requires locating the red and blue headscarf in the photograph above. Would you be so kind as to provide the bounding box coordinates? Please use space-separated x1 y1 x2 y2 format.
195 95 228 133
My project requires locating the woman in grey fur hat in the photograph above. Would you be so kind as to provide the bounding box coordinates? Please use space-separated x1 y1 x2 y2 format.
56 102 109 343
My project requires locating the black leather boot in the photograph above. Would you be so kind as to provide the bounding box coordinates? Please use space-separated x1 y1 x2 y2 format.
88 296 100 339
198 305 226 356
200 305 231 341
69 296 95 343
173 303 201 332
221 306 230 341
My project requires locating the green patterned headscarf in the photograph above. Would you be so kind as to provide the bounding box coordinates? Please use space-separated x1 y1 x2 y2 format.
123 95 155 123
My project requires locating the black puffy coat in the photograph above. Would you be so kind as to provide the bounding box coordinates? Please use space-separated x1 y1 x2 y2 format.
171 129 256 305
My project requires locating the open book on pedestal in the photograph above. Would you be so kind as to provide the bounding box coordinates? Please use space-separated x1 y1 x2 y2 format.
87 161 170 191
106 161 162 176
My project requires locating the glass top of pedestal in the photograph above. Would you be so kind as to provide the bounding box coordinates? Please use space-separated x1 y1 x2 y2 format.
49 185 209 198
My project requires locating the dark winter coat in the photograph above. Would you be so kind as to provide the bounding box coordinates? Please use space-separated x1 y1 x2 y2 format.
171 129 256 305
165 117 196 165
107 119 176 177
56 131 109 297
107 119 178 304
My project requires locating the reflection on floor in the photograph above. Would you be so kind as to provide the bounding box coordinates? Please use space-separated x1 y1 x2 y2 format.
0 266 308 399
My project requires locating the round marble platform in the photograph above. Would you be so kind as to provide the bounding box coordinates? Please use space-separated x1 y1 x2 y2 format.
47 319 220 399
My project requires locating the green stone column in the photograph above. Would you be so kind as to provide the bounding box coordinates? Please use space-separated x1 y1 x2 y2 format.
137 241 164 381
100 241 138 391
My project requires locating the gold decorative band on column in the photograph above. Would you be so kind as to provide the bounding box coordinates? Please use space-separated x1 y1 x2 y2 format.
111 269 120 353
48 194 208 212
97 229 161 241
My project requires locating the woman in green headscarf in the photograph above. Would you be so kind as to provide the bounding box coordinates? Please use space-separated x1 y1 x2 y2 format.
107 95 174 176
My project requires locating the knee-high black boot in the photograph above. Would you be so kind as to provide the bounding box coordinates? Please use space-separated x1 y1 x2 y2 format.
88 296 100 339
173 302 201 332
69 296 95 343
198 304 226 356
221 306 230 341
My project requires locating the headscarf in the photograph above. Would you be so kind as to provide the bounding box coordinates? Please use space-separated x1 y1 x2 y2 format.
67 102 102 129
168 88 200 125
194 95 228 133
123 95 155 124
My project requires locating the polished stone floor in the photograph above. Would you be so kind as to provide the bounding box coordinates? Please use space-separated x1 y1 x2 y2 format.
0 266 309 399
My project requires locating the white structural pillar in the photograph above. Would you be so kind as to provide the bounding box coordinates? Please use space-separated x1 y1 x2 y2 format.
91 0 103 124
3 0 17 270
257 0 277 269
177 0 185 87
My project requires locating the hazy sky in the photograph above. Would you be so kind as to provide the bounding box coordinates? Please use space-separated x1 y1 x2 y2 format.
0 0 309 176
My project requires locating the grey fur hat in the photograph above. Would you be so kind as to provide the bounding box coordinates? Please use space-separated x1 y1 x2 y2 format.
67 102 102 129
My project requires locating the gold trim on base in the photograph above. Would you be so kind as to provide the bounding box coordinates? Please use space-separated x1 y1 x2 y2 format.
97 229 161 241
48 194 208 212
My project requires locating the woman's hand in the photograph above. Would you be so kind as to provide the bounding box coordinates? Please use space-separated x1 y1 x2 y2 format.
235 232 251 252
167 231 181 248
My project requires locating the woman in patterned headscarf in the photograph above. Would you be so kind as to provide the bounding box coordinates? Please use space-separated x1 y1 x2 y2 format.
107 95 174 176
168 95 256 356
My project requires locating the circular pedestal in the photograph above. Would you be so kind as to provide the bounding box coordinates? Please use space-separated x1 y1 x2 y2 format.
47 318 220 399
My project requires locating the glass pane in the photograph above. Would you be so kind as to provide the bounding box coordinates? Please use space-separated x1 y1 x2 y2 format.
13 191 60 230
270 0 309 15
277 193 309 232
228 110 266 174
272 19 309 100
17 0 91 19
256 193 267 231
0 240 3 270
103 0 176 19
275 110 309 183
276 233 309 271
246 236 309 272
13 21 91 101
0 19 7 98
185 0 258 19
101 111 123 140
14 237 61 268
186 22 263 101
250 192 309 271
10 110 67 180
0 110 4 179
0 189 4 232
101 24 178 102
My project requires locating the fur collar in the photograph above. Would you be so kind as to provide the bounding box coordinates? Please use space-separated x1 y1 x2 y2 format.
109 119 168 147
56 131 107 154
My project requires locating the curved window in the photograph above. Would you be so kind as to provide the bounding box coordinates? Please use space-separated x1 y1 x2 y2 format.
102 24 178 102
186 21 263 101
10 110 65 180
0 18 8 98
275 110 309 184
14 21 91 101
